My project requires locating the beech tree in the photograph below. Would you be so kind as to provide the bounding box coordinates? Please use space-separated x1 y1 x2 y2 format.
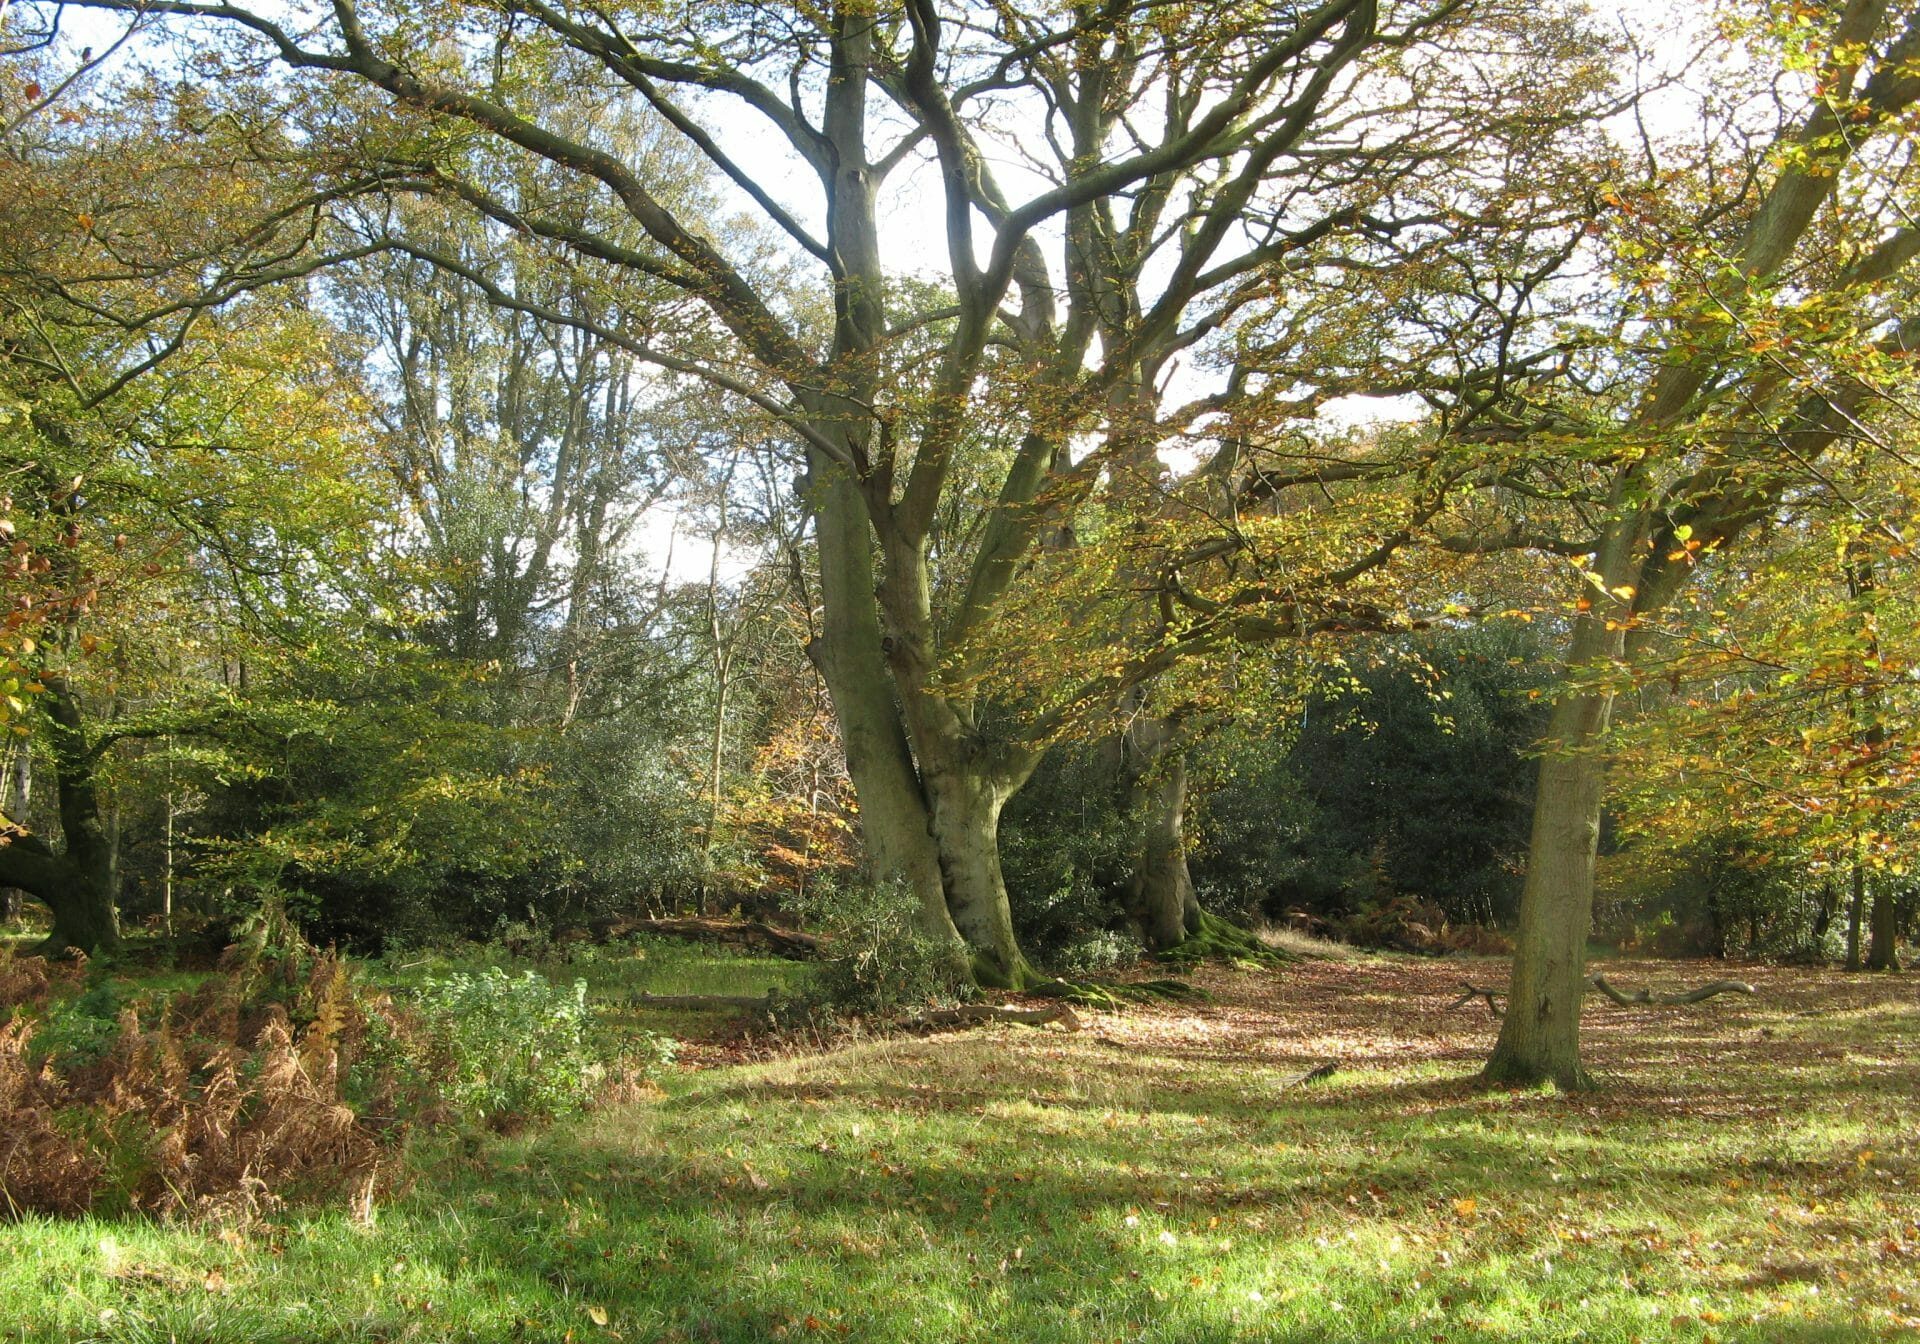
1445 0 1920 1085
1606 477 1917 970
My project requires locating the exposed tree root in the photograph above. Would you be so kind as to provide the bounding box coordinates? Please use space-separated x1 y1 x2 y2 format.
1285 1061 1339 1087
1156 912 1291 967
1447 975 1760 1019
912 1003 1082 1032
1031 977 1210 1010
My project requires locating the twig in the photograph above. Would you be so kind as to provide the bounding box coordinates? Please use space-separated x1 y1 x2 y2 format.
1447 982 1504 1018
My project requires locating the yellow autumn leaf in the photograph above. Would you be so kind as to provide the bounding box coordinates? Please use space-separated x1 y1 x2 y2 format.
587 1304 609 1327
1452 1197 1478 1218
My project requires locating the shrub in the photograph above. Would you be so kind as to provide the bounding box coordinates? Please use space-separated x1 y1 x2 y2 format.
1 949 384 1220
1053 929 1145 978
790 878 965 1021
28 977 135 1069
412 968 603 1124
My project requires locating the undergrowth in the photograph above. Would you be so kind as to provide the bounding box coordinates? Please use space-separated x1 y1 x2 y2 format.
0 935 677 1222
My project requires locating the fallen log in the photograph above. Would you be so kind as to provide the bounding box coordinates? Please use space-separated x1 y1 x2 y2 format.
627 992 774 1011
913 1003 1082 1032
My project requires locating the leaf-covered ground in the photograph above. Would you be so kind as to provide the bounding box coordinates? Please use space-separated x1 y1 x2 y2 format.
5 954 1915 1343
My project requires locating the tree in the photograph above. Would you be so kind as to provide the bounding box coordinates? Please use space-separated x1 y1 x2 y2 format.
1604 463 1918 967
1454 0 1920 1084
0 50 395 949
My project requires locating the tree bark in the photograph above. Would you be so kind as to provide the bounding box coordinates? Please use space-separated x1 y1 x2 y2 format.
1846 862 1866 971
805 460 962 960
2 682 121 955
793 11 973 970
920 764 1041 989
1811 879 1837 949
1125 736 1202 952
1483 607 1621 1090
1868 884 1902 971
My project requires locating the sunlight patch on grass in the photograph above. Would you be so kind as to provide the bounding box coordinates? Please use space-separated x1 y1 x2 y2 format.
3 958 1914 1342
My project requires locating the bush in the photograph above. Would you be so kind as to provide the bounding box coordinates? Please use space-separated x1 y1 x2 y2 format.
1 949 385 1220
790 879 965 1021
1053 929 1145 978
29 978 135 1069
412 968 604 1125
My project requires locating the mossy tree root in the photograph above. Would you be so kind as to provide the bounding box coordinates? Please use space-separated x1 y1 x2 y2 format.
1029 977 1210 1010
1156 912 1289 967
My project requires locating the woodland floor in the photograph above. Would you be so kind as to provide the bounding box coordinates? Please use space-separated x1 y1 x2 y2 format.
4 951 1917 1343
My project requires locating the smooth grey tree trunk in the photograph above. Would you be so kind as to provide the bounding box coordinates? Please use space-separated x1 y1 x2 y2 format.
1484 602 1623 1090
1123 726 1202 952
920 768 1038 988
1868 883 1901 971
806 462 961 958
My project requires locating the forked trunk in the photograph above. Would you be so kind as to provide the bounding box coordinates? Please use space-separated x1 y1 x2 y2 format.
807 461 961 957
921 764 1039 990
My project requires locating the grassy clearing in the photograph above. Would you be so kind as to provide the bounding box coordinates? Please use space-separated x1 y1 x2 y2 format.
4 955 1915 1343
367 934 810 1051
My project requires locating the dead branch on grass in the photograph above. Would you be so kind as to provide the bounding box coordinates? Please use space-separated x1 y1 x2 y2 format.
1444 975 1759 1020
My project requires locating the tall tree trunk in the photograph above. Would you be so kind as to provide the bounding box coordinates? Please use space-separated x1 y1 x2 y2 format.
1867 883 1901 971
38 869 118 955
796 11 967 969
806 461 960 956
1122 720 1202 952
0 687 118 948
1484 609 1621 1090
34 682 119 955
1811 879 1837 950
1846 862 1866 971
920 766 1039 989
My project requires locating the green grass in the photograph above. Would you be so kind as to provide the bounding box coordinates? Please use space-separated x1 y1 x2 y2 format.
3 955 1915 1343
370 934 807 1000
368 934 809 1045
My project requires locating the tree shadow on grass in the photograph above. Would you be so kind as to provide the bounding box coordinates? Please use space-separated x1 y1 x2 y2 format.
39 960 1918 1344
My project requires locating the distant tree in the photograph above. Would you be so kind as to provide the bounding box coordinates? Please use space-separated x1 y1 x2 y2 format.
0 49 393 950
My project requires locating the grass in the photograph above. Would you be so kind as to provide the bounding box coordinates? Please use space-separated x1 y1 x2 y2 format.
367 934 810 1048
369 935 807 1001
3 953 1916 1343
